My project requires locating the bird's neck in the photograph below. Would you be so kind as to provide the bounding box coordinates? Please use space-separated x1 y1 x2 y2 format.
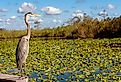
25 20 31 39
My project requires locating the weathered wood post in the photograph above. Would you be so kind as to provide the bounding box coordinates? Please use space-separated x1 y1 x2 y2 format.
0 74 28 82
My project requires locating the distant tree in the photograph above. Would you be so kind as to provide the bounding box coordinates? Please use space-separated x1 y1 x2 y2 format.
34 21 41 29
0 28 6 30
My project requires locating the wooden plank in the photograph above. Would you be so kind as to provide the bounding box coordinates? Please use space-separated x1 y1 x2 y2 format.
0 74 28 82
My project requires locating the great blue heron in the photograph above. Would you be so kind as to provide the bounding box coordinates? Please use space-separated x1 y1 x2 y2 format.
15 12 40 77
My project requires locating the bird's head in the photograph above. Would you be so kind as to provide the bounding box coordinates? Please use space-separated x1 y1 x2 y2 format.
25 12 40 22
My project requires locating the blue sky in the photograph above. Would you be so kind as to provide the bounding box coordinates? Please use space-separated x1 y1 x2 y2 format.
0 0 121 30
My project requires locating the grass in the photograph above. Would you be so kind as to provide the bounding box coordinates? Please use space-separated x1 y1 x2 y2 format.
0 38 121 81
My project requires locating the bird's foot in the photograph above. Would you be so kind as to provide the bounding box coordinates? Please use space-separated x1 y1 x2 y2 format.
18 76 24 80
18 76 28 80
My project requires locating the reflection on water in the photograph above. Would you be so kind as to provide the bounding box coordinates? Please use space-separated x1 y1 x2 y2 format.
29 72 39 78
7 68 20 73
116 72 121 76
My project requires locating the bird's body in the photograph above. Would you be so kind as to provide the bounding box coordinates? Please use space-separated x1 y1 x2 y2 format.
15 12 40 76
16 36 30 70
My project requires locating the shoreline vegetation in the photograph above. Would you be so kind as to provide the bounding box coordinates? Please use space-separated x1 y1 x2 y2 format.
0 16 121 81
0 16 121 39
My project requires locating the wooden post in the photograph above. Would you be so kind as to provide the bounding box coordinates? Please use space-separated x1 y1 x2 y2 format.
0 74 28 82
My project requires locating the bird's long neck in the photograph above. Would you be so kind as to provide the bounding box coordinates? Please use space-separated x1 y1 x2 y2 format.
25 17 31 39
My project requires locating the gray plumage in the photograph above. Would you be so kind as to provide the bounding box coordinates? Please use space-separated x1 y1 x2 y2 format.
16 36 29 70
15 12 40 76
15 12 32 76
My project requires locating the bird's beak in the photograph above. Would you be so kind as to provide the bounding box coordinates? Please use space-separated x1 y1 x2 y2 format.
31 14 41 17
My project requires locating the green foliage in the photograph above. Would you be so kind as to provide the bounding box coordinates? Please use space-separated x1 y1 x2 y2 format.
0 38 121 81
1 16 121 39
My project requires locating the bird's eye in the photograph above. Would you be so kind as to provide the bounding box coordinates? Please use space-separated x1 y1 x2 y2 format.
26 39 28 41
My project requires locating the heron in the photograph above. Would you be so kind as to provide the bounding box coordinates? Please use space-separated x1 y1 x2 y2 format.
15 12 40 77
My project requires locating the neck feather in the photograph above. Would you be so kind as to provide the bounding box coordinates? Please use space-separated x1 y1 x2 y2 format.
25 18 31 38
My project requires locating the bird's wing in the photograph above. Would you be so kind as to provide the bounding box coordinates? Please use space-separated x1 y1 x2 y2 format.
15 37 29 68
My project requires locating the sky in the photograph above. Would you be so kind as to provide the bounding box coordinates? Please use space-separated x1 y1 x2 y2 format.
0 0 121 30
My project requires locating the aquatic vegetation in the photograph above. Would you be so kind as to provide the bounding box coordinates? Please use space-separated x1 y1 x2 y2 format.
0 38 121 81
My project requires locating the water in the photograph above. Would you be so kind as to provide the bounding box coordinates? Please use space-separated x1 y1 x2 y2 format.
31 69 121 81
7 68 20 73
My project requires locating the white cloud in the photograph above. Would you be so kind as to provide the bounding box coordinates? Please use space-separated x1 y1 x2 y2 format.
0 8 8 12
4 19 10 25
31 16 43 22
108 4 115 10
113 13 119 16
31 16 38 20
72 10 85 18
0 18 3 22
10 16 16 20
6 19 10 22
58 20 62 23
38 19 43 22
52 19 62 23
41 6 62 15
98 10 108 18
6 22 10 25
18 2 36 13
53 19 57 23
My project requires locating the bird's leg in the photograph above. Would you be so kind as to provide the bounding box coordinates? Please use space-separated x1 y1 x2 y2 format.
19 68 26 80
23 63 26 76
18 68 23 79
23 63 28 79
20 68 23 77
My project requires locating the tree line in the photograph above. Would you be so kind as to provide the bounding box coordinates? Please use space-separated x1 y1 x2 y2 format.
0 16 121 39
